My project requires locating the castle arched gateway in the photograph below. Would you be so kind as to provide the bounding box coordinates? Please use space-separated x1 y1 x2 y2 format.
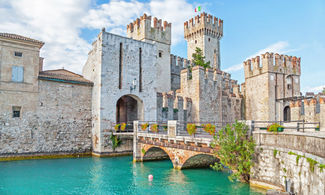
284 106 291 122
116 94 144 124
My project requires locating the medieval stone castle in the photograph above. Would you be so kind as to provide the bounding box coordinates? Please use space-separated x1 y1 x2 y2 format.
0 12 324 157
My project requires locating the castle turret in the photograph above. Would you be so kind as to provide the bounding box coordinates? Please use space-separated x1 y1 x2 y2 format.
127 14 172 93
243 52 301 121
184 12 223 70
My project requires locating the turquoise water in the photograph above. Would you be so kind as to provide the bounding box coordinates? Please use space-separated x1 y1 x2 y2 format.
0 156 263 195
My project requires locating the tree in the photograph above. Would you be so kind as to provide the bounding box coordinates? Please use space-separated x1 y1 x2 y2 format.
192 47 211 69
211 121 256 183
322 88 325 94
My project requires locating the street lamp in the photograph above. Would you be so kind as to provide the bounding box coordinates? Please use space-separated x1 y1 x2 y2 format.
130 78 137 92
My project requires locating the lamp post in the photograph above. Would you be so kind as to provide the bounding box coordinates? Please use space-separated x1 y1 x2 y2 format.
130 78 137 92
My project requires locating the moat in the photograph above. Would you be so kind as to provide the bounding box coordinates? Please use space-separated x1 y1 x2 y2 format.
0 156 263 194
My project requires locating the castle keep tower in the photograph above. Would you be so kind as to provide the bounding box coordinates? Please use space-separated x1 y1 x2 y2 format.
127 14 172 92
243 52 301 121
184 13 223 70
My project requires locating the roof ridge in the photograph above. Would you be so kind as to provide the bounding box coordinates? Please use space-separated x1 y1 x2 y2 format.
0 33 44 46
41 69 84 78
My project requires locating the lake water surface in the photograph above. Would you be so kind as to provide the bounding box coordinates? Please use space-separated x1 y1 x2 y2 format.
0 156 264 194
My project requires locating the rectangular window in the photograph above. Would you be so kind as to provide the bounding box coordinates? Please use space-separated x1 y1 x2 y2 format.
12 106 21 118
119 43 123 89
14 52 23 57
12 66 24 82
139 48 142 92
158 51 162 58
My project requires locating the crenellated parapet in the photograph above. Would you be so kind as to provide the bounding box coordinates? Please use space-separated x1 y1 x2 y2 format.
290 96 325 125
184 12 223 40
244 52 301 79
127 13 171 45
170 54 191 74
156 92 192 122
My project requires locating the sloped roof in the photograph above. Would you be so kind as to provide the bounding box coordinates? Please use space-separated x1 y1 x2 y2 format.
39 69 93 86
0 33 44 47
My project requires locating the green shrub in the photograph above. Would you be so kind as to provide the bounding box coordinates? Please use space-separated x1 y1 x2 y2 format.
267 123 284 133
211 121 256 183
186 123 197 135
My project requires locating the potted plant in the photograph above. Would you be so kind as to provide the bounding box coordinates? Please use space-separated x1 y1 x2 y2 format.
316 125 320 131
267 123 284 133
120 123 126 131
114 124 120 131
187 123 197 136
202 123 216 135
151 124 158 132
141 123 149 131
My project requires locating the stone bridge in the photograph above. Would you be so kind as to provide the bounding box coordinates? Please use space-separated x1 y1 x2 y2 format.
133 121 220 169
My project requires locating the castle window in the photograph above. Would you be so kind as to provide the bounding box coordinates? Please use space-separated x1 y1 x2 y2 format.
208 38 210 42
195 40 197 44
12 106 21 118
119 42 123 89
287 84 292 90
159 51 162 58
14 52 22 57
12 66 24 82
139 47 142 92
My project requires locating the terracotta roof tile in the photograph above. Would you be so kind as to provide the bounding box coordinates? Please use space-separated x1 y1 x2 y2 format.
0 33 44 47
39 69 93 86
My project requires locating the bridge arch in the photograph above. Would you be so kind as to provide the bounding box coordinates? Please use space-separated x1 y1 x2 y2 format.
181 154 219 169
142 146 172 162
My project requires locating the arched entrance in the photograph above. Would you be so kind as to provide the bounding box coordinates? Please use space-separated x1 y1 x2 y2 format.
116 95 143 124
284 106 291 122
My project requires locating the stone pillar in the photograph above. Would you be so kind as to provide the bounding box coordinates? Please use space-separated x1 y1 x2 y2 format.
320 98 325 131
133 121 141 162
168 120 177 138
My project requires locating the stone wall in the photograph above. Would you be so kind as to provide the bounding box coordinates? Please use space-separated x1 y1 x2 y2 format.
179 66 242 122
244 52 301 121
156 91 192 122
83 30 158 154
0 80 92 156
252 132 325 194
290 97 325 130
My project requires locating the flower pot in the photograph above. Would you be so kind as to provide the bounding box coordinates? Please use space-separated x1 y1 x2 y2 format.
315 128 320 131
277 127 284 132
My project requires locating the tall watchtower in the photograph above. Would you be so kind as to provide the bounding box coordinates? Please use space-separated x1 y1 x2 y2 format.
127 14 172 93
184 12 223 70
243 52 301 121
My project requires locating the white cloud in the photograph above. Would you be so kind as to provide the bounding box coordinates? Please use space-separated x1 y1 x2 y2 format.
0 0 195 74
0 0 92 73
225 41 300 72
149 0 193 44
302 85 325 93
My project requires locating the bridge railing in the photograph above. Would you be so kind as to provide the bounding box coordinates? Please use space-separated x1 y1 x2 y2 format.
136 121 168 135
176 121 234 138
112 121 134 133
252 120 320 132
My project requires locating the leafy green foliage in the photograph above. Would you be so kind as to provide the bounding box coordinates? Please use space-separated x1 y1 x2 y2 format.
273 149 278 158
211 121 256 183
306 157 317 172
267 123 284 133
186 123 197 135
319 164 325 173
322 88 325 94
141 148 146 154
141 123 149 131
150 124 158 132
202 123 216 135
191 47 211 69
110 133 121 150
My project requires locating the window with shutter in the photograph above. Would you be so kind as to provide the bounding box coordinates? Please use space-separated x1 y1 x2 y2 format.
12 66 24 82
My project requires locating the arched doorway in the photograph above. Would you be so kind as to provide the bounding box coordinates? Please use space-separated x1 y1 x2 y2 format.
284 106 291 122
116 95 143 124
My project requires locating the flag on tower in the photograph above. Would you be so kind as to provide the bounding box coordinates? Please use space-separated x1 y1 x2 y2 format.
195 6 201 12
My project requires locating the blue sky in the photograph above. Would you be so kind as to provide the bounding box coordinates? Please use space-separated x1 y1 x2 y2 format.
1 0 324 92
